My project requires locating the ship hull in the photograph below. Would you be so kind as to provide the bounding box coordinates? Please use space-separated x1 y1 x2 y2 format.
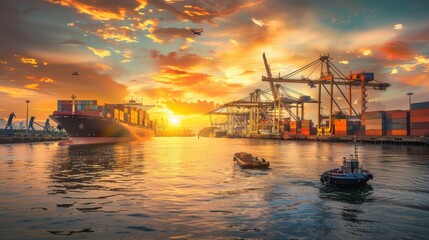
320 172 372 187
51 114 154 145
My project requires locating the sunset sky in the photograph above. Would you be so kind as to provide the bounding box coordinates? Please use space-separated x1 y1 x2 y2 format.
1 0 428 129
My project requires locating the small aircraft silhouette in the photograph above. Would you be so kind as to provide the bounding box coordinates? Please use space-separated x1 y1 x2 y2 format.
191 29 203 35
71 72 79 76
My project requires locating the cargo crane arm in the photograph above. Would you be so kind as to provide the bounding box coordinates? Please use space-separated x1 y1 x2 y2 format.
261 54 390 135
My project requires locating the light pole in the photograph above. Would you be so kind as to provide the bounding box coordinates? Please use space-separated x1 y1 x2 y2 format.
406 92 414 110
25 100 30 132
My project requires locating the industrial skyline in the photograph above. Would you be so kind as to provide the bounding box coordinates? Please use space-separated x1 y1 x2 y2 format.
1 0 428 129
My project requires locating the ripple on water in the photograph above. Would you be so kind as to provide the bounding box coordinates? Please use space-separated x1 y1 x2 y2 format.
1 139 429 239
126 225 156 232
47 228 94 236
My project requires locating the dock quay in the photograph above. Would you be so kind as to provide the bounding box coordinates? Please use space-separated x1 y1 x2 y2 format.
0 130 67 144
226 134 429 146
288 135 429 146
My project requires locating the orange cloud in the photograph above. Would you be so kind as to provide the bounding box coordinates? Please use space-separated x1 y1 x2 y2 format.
135 0 148 11
20 57 38 65
395 72 429 87
154 67 211 86
146 27 192 43
96 26 137 43
24 83 40 90
150 51 203 68
180 38 195 50
380 41 415 61
149 0 263 24
47 0 128 20
146 34 164 43
40 77 54 83
239 69 256 76
192 82 244 97
230 39 239 46
183 5 210 17
86 46 111 58
96 63 112 71
143 87 186 99
359 49 373 56
165 99 215 115
135 19 158 32
0 86 37 98
122 49 133 59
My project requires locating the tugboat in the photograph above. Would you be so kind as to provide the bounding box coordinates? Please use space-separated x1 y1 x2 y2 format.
233 152 270 169
320 141 373 187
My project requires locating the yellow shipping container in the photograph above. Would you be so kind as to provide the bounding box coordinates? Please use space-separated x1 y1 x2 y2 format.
119 110 124 121
114 109 119 120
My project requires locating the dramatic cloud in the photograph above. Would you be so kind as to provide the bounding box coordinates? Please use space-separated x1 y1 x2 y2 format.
143 87 185 99
20 57 38 66
380 41 415 61
164 99 215 115
86 46 111 58
1 0 429 120
47 0 132 20
154 67 211 86
146 27 194 43
97 26 137 43
150 51 204 68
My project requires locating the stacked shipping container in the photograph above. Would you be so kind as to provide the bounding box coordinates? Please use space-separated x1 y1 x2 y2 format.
362 111 386 136
333 119 361 136
334 119 347 136
301 120 313 135
57 100 100 116
56 101 151 128
289 121 301 134
385 110 409 136
410 102 429 136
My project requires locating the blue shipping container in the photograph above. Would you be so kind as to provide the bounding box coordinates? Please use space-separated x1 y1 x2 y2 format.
411 101 429 110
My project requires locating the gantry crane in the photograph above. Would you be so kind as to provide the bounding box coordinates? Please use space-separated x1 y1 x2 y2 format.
262 53 390 135
207 87 316 136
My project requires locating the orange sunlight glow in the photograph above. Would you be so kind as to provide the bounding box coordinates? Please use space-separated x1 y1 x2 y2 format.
169 116 181 126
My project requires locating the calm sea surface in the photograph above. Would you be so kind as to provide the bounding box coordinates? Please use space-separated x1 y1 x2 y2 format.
0 138 428 239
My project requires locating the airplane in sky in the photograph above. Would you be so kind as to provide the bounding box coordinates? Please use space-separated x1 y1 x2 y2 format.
191 29 203 35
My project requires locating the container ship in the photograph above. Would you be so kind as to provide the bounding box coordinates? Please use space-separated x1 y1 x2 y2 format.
51 96 155 145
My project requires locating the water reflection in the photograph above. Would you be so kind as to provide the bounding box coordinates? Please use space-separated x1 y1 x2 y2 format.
1 138 428 239
319 185 374 204
48 144 119 195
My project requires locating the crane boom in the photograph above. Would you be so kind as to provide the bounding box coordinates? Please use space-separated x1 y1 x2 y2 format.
262 53 277 99
262 77 390 90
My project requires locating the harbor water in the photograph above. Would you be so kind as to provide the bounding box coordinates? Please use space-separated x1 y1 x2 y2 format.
0 138 428 239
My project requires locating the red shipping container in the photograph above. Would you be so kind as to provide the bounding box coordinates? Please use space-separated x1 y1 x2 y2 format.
302 130 310 135
386 130 408 136
385 110 408 119
411 122 429 129
410 115 429 123
335 130 347 136
410 108 429 117
410 129 429 136
365 129 384 136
